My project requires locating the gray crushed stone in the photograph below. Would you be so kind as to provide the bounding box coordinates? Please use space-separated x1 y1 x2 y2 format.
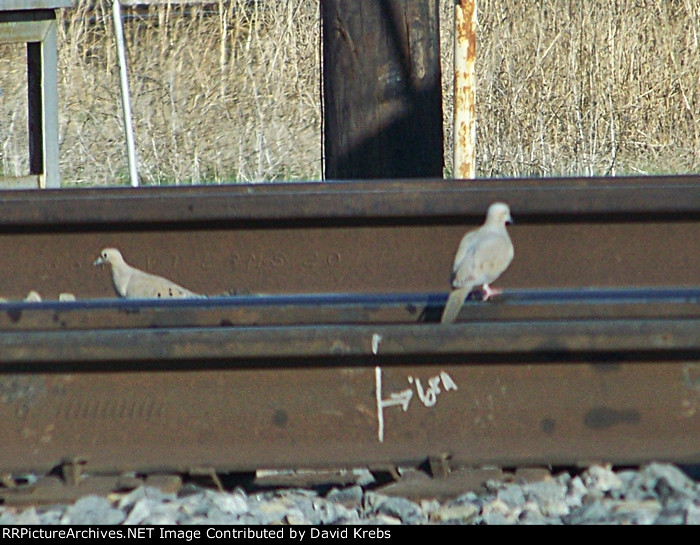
2 463 700 525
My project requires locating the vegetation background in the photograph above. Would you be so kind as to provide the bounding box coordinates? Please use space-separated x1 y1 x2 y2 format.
1 0 699 186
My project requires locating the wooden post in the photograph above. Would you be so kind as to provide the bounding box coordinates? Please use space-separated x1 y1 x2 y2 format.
453 0 477 179
321 0 444 180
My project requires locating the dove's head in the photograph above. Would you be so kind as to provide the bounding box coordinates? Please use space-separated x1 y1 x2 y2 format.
486 202 513 226
94 248 124 267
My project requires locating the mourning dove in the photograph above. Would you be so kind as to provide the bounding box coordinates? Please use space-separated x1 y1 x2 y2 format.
440 202 514 324
93 248 202 299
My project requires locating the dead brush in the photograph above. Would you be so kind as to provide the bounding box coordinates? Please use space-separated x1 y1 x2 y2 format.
1 0 698 185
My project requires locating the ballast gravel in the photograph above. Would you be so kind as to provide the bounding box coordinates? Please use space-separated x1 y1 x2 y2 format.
1 463 700 525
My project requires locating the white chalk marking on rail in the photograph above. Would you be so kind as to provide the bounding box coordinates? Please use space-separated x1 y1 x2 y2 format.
376 370 459 441
375 367 384 442
371 333 382 355
409 375 438 407
440 371 459 392
375 366 413 442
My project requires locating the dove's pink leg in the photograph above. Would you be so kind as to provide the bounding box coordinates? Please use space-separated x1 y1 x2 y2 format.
481 284 502 301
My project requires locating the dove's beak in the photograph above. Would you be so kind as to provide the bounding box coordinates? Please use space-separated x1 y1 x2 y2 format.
506 214 514 225
93 256 104 267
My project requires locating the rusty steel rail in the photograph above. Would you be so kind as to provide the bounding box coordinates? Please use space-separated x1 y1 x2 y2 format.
1 313 699 474
0 298 698 363
0 176 698 301
0 176 699 477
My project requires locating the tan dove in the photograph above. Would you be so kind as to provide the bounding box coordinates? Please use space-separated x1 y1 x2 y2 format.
440 202 514 324
94 248 202 299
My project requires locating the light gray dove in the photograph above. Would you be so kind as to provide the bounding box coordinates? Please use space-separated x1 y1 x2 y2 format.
441 202 514 324
93 248 202 299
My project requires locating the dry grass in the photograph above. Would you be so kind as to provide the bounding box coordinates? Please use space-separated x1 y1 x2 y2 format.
1 0 699 185
469 0 700 177
2 0 322 185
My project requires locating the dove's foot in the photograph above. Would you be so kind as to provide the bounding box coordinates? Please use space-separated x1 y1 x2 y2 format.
481 284 502 301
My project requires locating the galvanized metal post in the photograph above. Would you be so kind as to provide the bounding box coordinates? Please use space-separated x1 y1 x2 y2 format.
112 0 139 187
453 0 477 179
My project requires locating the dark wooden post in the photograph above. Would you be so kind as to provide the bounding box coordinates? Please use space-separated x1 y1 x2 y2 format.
321 0 444 180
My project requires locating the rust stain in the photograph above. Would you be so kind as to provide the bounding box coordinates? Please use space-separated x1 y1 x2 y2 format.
680 364 700 418
540 417 556 434
0 375 46 406
454 0 477 179
583 407 640 429
272 409 288 428
455 0 475 46
682 364 700 391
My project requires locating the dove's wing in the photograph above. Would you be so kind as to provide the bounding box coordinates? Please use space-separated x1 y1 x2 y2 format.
452 228 512 288
124 269 202 299
451 229 481 282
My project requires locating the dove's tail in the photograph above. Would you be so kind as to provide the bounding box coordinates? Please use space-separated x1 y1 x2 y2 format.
440 286 471 324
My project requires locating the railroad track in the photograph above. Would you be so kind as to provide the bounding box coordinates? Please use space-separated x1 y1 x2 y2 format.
0 175 698 504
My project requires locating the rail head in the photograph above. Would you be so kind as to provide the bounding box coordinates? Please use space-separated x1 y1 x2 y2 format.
0 288 697 366
0 176 699 227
